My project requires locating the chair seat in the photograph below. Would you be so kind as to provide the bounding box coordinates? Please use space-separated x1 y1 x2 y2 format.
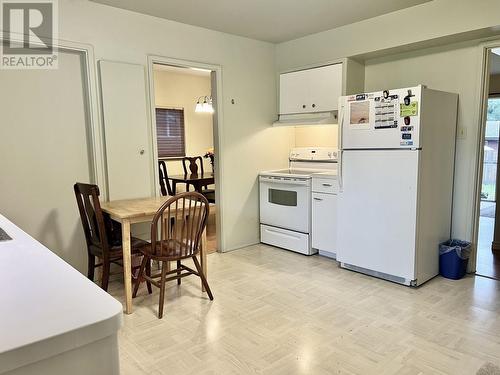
139 239 199 261
89 236 147 259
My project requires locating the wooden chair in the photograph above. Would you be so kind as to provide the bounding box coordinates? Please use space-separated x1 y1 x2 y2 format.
182 156 204 175
74 183 151 292
158 160 174 196
133 192 213 318
182 156 215 203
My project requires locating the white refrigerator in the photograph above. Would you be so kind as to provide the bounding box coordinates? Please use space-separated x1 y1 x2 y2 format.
337 85 458 286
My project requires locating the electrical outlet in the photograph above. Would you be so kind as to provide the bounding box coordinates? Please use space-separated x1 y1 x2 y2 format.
457 127 467 139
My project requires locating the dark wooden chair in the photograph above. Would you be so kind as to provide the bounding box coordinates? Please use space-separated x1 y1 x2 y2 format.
133 192 213 318
182 156 215 203
158 160 174 196
182 156 204 175
74 182 151 292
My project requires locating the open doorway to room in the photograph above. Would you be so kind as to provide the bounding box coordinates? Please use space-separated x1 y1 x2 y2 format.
476 47 500 280
150 63 219 254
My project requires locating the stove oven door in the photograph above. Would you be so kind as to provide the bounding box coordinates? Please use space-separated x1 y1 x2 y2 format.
259 176 311 233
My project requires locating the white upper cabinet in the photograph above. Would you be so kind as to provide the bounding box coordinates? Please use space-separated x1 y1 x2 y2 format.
279 69 310 114
308 64 343 113
279 63 343 115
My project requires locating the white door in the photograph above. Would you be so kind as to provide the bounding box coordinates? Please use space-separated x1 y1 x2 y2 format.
259 177 310 232
99 61 153 200
279 70 309 114
308 64 343 113
337 150 419 281
312 192 337 253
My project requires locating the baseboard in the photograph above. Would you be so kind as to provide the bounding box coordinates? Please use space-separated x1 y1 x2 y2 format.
221 241 260 253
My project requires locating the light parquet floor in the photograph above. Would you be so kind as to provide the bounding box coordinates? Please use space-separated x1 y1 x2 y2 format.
108 244 500 375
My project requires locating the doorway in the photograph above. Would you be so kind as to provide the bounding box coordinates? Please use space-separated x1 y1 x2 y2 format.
148 59 221 254
476 47 500 280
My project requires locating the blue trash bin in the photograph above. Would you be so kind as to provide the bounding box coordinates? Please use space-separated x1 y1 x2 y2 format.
439 240 471 280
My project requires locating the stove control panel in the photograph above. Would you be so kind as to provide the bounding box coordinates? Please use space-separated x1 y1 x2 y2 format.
289 147 338 162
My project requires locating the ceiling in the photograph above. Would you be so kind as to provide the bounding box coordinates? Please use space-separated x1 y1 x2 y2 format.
90 0 432 43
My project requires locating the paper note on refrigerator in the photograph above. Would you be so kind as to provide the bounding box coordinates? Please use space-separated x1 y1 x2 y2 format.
400 102 418 116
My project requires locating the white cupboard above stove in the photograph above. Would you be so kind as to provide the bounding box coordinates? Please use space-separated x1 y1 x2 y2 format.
279 64 342 115
274 58 365 126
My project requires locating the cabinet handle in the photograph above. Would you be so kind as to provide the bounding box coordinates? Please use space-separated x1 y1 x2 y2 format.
312 104 316 108
314 197 323 201
322 183 332 187
139 149 145 155
302 104 306 109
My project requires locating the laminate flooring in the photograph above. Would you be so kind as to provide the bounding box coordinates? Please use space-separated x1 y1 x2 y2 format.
108 244 500 375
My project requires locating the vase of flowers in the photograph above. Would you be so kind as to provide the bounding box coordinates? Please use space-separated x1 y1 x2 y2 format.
204 148 215 172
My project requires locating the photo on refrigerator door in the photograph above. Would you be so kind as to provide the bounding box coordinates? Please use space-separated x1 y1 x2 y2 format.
349 101 370 125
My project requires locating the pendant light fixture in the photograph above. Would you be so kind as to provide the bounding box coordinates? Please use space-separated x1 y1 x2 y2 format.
195 96 214 113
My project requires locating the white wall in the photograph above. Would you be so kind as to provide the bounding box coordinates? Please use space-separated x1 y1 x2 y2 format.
0 50 91 272
153 69 214 178
57 0 292 251
293 125 338 148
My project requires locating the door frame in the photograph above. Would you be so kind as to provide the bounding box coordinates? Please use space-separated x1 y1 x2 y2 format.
146 55 226 252
471 41 500 272
0 33 106 198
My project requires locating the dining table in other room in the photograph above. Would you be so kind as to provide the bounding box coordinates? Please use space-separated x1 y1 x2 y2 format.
169 172 215 194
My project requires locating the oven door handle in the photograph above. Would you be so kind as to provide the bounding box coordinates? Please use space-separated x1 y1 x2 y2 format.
259 177 310 186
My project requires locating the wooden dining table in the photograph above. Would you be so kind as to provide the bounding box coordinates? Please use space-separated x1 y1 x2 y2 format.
101 196 208 314
169 172 215 194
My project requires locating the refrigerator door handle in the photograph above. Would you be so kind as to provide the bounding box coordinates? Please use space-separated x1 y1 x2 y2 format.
338 106 345 192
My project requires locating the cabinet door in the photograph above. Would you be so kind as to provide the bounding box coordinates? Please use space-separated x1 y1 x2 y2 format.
308 64 343 112
99 61 153 200
312 192 337 253
279 70 309 114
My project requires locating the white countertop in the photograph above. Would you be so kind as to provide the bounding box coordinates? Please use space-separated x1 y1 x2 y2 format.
0 214 123 374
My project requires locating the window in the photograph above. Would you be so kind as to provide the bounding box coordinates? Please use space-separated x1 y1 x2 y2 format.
155 108 185 158
482 97 500 202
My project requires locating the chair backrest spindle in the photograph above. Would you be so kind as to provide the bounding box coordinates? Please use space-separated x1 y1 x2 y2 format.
150 192 209 259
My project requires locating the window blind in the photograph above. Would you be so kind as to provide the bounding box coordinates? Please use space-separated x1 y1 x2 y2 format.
155 108 185 158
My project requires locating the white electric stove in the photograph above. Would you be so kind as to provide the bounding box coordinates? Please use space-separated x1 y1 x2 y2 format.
259 147 338 255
